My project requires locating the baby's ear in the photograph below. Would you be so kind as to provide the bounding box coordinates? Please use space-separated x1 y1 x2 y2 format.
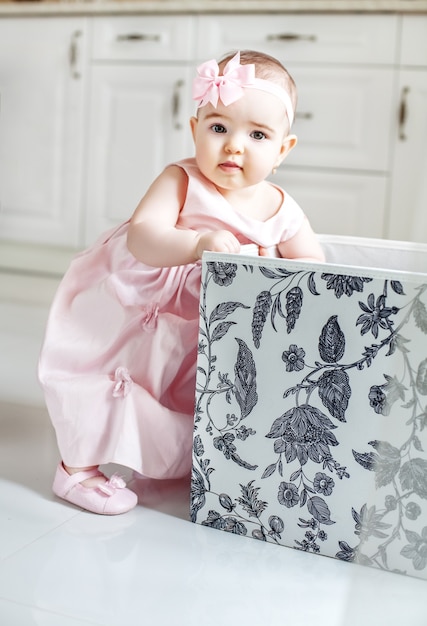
190 116 198 142
276 133 297 167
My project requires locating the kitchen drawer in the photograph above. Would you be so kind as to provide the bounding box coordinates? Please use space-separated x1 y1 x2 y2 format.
91 16 196 62
276 168 387 238
287 67 395 172
196 14 398 65
400 16 427 67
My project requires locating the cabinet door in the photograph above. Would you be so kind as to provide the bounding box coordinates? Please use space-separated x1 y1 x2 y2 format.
0 18 87 247
275 168 387 238
387 70 427 243
287 66 395 172
400 16 427 67
84 65 192 244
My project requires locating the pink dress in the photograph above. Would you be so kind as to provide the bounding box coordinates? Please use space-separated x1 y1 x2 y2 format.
38 158 305 479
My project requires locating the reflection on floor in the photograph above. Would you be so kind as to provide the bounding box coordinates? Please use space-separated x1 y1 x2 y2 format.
0 402 426 626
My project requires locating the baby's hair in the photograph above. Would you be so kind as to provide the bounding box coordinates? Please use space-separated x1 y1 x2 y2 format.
219 49 298 114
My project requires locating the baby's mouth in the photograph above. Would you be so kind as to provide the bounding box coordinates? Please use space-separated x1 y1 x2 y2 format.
219 161 242 171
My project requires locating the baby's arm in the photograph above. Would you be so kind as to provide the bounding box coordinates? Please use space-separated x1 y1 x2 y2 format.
127 165 240 267
277 217 325 262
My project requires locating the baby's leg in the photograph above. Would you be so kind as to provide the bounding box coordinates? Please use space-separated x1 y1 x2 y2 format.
63 463 107 488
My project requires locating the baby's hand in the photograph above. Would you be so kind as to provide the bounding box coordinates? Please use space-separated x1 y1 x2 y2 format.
196 230 241 259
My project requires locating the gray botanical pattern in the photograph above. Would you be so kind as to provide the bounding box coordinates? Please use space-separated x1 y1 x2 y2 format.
191 255 427 579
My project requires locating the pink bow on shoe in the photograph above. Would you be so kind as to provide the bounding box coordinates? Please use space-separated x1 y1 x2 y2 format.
97 474 127 497
52 463 138 514
192 51 255 108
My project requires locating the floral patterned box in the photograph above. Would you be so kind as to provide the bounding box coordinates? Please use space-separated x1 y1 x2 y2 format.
191 235 427 580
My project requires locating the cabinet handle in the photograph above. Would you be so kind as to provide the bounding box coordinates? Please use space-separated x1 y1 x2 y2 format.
267 33 317 42
172 79 184 130
398 86 410 141
116 33 161 42
69 30 82 80
295 111 313 120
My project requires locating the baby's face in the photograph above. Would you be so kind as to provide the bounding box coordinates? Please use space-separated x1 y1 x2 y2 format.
190 88 294 194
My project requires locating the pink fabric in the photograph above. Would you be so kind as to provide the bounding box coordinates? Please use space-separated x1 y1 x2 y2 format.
38 158 304 479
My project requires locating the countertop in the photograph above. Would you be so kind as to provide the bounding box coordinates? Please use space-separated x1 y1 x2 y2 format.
0 0 427 16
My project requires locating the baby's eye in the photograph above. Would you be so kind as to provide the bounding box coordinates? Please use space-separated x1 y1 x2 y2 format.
211 124 227 134
251 130 267 141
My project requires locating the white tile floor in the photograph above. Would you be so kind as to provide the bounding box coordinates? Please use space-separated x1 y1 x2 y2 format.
1 401 426 626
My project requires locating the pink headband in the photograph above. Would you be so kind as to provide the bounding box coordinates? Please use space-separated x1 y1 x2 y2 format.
192 51 294 127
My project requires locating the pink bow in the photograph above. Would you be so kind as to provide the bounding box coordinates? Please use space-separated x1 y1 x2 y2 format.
112 366 133 398
97 473 127 497
192 52 255 108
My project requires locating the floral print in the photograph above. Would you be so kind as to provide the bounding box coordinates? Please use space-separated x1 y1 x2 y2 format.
282 344 305 372
206 261 237 286
265 405 339 466
278 482 299 508
191 254 427 580
313 472 335 496
401 527 427 571
321 273 372 298
356 293 397 338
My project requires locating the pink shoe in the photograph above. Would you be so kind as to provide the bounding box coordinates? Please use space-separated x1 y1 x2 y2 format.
52 462 138 515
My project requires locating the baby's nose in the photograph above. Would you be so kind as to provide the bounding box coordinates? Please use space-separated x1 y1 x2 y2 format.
225 134 244 154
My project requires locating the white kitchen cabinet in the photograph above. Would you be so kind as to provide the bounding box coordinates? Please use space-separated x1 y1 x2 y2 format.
285 66 395 172
0 17 88 247
91 15 195 62
387 16 427 243
83 15 195 244
282 64 394 236
84 64 193 242
0 12 425 254
196 13 398 238
275 168 388 237
196 13 398 65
